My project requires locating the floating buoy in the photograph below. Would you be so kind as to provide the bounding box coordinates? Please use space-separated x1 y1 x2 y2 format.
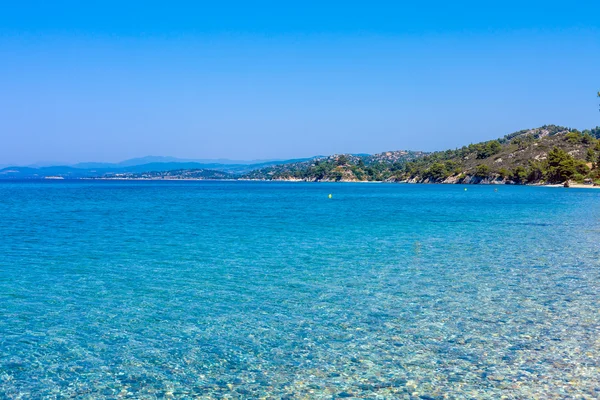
464 188 467 191
328 194 332 199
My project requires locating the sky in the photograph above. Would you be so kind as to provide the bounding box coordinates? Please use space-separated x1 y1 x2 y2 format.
1 1 599 165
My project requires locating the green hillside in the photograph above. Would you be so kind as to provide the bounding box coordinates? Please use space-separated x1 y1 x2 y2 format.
243 125 600 184
242 151 427 182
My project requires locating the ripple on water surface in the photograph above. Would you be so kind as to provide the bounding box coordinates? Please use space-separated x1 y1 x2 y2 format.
0 181 599 399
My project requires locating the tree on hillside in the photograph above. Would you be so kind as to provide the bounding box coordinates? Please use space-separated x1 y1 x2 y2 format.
586 148 596 163
545 147 576 183
336 155 349 166
474 164 490 178
425 162 449 182
510 166 528 184
476 140 502 159
527 161 545 182
582 133 595 144
564 131 581 144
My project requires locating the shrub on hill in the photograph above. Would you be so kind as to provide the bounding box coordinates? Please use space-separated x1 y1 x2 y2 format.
474 164 491 178
510 166 528 183
476 140 502 159
424 162 450 181
565 132 582 144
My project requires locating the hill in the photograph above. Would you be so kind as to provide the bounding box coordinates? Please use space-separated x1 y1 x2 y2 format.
72 156 298 169
243 125 600 185
400 125 600 184
99 169 234 180
3 125 599 184
0 158 315 179
242 151 427 181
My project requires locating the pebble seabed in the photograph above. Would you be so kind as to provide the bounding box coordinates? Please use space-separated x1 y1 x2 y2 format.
0 181 599 399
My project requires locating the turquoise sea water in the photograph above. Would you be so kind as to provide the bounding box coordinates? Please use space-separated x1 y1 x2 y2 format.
1 181 599 399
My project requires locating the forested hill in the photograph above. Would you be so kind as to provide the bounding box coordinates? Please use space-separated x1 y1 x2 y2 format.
4 125 600 184
242 151 428 181
242 125 600 184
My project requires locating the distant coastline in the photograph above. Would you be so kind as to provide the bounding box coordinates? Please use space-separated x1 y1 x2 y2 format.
2 124 600 186
7 176 594 189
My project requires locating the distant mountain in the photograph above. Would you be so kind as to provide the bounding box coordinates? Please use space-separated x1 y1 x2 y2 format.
72 156 289 169
0 157 317 179
26 161 69 168
70 162 120 169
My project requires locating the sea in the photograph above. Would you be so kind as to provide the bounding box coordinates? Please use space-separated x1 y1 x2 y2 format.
0 181 599 399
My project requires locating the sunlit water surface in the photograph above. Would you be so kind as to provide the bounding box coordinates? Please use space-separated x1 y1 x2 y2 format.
1 181 599 399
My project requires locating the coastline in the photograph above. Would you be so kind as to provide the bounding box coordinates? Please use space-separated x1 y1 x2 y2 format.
544 183 600 189
3 178 595 188
2 177 599 188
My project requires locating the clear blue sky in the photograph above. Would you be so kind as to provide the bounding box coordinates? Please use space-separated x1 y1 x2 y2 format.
1 1 599 165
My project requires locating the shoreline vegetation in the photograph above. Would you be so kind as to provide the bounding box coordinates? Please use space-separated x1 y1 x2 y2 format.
241 125 600 186
67 178 600 190
77 177 600 188
4 124 600 186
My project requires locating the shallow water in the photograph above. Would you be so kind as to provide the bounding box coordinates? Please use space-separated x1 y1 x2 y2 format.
0 181 599 399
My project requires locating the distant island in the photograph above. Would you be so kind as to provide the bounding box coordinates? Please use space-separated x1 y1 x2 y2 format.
2 125 600 186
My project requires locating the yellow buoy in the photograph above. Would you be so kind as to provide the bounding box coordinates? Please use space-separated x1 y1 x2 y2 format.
328 194 332 199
